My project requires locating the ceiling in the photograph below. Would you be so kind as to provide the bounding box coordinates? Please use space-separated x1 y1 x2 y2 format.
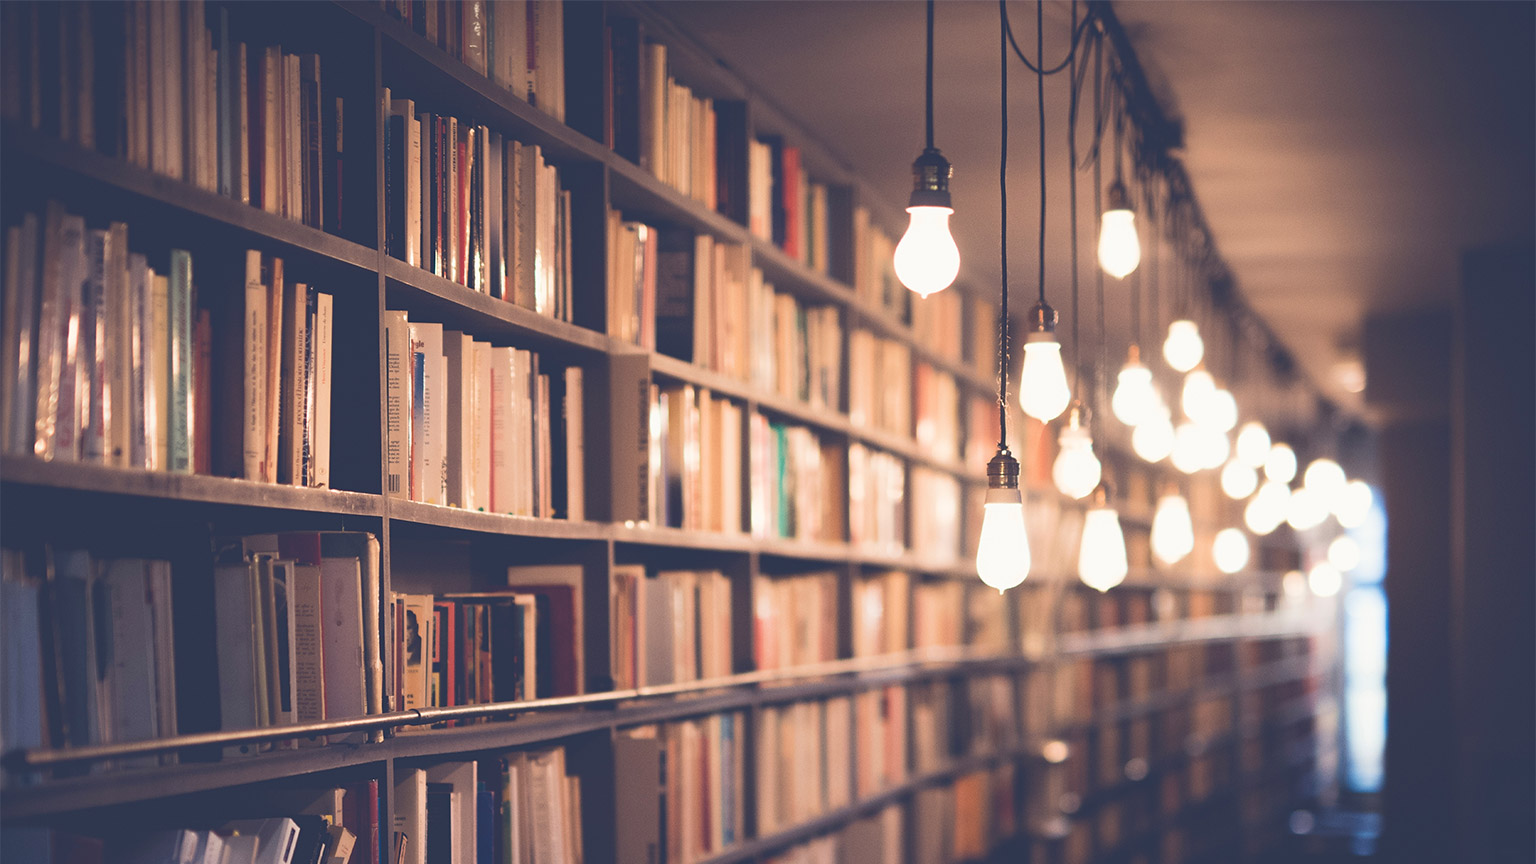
655 0 1534 423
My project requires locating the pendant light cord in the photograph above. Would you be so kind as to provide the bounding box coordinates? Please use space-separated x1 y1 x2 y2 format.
925 0 935 151
1091 31 1105 443
1067 0 1080 394
997 0 1010 450
1036 0 1047 306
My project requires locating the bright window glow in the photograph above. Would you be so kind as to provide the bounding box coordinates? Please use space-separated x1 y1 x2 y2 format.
893 206 960 298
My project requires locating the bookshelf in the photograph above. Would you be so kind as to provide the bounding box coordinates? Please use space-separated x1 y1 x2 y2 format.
0 2 1336 863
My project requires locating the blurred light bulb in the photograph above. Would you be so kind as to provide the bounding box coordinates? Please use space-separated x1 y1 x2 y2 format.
1151 493 1195 566
1213 528 1250 574
1265 443 1297 483
1308 562 1343 597
1097 211 1141 280
1133 403 1175 463
1328 535 1361 571
977 495 1030 592
1245 480 1291 535
1304 458 1347 504
1052 420 1101 500
1206 389 1238 432
1079 505 1129 592
1198 425 1231 470
1282 569 1308 600
1163 319 1204 372
1171 421 1206 474
1334 480 1373 528
894 206 960 297
1112 354 1157 427
1287 486 1329 531
1235 421 1271 468
1181 368 1216 421
1221 459 1259 500
1020 338 1071 422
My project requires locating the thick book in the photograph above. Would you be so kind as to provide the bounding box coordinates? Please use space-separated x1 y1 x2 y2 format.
167 249 194 473
213 558 259 752
605 353 650 524
384 310 411 498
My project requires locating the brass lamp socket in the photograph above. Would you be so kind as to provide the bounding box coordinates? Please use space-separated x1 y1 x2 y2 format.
1106 180 1133 213
1126 343 1141 365
1026 301 1058 337
986 447 1021 491
1090 482 1114 508
1065 400 1089 430
908 147 953 209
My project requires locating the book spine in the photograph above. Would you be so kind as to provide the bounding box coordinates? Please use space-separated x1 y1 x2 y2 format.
312 292 332 488
79 230 108 463
241 251 265 480
166 249 193 473
264 258 283 483
384 310 411 498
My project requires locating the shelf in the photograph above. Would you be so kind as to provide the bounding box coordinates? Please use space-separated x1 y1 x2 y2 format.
1 123 379 273
385 498 611 541
1054 611 1326 658
0 456 383 517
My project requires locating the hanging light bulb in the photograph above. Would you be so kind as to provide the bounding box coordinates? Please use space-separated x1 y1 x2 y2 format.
1180 368 1217 423
1235 421 1271 468
1151 490 1195 566
1245 480 1291 535
1328 535 1361 572
1286 485 1329 531
1163 319 1204 372
1308 562 1343 597
1303 458 1347 506
894 1 959 298
977 448 1031 592
1334 480 1374 528
1097 181 1140 279
1282 569 1309 602
1079 484 1128 592
1220 459 1259 500
1265 442 1297 483
1111 346 1157 427
1132 400 1175 463
1212 528 1250 574
1197 425 1231 470
1052 403 1101 500
1205 388 1238 432
1171 421 1205 474
1020 302 1071 422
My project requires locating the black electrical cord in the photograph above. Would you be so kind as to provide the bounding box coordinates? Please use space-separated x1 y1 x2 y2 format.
1003 1 1094 76
1067 0 1080 395
1090 26 1105 443
997 0 1010 449
925 0 935 151
1036 0 1046 306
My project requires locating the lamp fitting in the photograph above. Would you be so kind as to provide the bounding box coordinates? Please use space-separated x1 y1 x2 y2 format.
908 147 953 209
1025 300 1058 339
1107 180 1133 213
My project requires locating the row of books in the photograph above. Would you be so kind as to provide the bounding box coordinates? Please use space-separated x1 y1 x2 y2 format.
755 697 853 835
620 39 719 210
752 571 838 674
909 675 1021 777
848 330 912 439
912 288 966 367
393 749 583 864
3 782 375 864
749 414 843 543
385 94 572 320
910 468 962 561
848 443 905 554
609 567 732 691
1 3 346 232
854 685 909 798
914 362 961 461
911 764 1017 864
850 207 908 321
748 137 838 274
649 383 745 533
215 532 382 752
0 549 176 774
383 311 583 518
749 269 843 411
380 0 566 123
615 714 747 864
852 570 911 660
762 805 902 864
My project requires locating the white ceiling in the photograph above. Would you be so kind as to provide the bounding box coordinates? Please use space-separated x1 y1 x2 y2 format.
655 0 1534 419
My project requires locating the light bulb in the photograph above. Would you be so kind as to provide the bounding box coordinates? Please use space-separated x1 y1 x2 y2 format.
1245 480 1291 535
1171 421 1205 474
1151 493 1194 566
1334 480 1373 528
1020 339 1071 422
977 450 1030 592
1328 535 1361 572
1235 422 1271 468
1132 403 1175 463
1112 352 1157 427
1052 417 1101 500
1303 458 1347 504
1181 368 1216 422
1265 442 1297 483
1205 389 1238 432
1097 212 1140 280
1308 561 1342 597
1220 459 1258 500
1212 528 1250 574
894 206 960 297
1079 500 1128 592
1282 569 1308 601
1163 320 1204 373
1197 425 1231 470
1287 486 1329 531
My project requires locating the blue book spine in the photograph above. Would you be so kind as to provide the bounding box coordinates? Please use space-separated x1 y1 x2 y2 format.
167 250 193 472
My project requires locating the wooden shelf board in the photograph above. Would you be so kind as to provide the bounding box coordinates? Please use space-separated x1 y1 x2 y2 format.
386 498 610 541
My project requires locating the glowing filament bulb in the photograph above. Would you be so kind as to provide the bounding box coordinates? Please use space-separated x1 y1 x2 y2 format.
894 206 960 297
1235 421 1271 468
1079 499 1129 592
1020 337 1071 422
1213 528 1250 574
1052 414 1101 500
1151 492 1195 566
1112 350 1157 427
1221 459 1259 500
1163 320 1204 373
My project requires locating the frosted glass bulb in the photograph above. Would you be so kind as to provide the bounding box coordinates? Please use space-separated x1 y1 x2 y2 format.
1328 535 1361 572
1197 425 1231 470
1334 480 1373 528
1220 459 1259 500
1308 562 1343 597
1265 443 1297 483
1052 426 1101 500
1304 458 1347 504
1112 361 1157 427
1282 569 1308 601
1132 405 1175 463
1020 340 1071 422
893 206 960 298
1206 389 1238 433
1163 320 1204 373
1079 507 1129 592
1245 480 1291 535
1171 422 1205 474
1286 486 1329 531
1181 368 1216 422
1212 528 1250 574
1151 493 1195 566
977 497 1031 592
1097 210 1141 279
1235 422 1271 468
